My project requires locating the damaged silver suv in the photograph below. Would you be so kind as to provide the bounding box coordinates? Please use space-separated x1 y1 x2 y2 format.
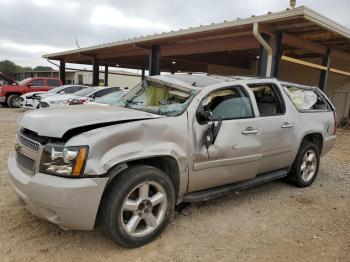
8 74 337 248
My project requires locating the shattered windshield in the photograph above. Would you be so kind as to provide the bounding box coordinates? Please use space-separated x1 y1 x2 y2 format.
115 80 199 116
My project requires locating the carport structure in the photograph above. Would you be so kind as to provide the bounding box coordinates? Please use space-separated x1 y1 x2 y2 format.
44 6 350 93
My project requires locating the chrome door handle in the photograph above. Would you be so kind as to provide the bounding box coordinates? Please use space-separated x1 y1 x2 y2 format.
242 128 259 135
281 123 293 128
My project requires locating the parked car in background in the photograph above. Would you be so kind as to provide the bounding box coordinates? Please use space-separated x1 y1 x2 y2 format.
39 87 120 108
7 74 336 248
19 85 89 109
91 89 128 105
0 72 62 107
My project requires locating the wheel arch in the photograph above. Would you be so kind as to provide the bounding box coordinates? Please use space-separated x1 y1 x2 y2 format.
104 155 181 200
301 132 323 154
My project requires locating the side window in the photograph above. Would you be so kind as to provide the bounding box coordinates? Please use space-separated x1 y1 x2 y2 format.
47 79 61 87
201 86 254 120
283 85 329 111
32 79 44 87
248 84 285 117
65 86 81 94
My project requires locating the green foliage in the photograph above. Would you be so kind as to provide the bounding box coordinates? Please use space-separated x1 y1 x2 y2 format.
0 60 53 77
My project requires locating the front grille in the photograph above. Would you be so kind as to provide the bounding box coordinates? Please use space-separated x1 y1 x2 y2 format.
18 134 39 151
16 151 35 173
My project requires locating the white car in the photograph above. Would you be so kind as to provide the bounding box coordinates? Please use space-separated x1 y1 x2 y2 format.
19 85 89 109
39 86 120 108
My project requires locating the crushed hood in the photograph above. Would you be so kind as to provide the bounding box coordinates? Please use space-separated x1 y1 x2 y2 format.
20 104 161 138
0 72 17 85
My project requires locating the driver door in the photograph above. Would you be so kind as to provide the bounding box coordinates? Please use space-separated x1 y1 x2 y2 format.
189 85 262 192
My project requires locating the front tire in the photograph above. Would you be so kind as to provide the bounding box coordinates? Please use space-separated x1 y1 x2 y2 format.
7 94 21 108
287 140 320 187
100 165 175 248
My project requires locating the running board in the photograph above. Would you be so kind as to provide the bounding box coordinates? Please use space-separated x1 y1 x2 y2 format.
183 169 288 203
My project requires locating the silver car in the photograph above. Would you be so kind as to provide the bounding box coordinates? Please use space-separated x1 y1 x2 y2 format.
7 74 336 248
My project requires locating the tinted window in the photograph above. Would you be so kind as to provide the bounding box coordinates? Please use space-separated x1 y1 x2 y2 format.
92 88 119 98
64 85 85 94
32 79 44 86
202 87 253 120
47 79 61 86
283 85 328 111
74 87 97 97
249 84 284 116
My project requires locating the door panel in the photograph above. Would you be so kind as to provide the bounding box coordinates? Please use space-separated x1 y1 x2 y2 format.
190 118 262 192
189 85 261 192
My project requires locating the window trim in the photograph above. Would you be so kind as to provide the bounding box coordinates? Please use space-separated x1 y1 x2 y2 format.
247 82 286 117
282 84 331 113
196 85 255 125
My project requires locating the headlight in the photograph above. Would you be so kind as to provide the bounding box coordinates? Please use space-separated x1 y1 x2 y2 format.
40 144 88 177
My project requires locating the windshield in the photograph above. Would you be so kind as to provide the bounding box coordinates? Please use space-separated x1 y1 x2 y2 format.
95 91 126 105
48 85 65 93
74 87 96 97
115 80 198 116
18 78 31 86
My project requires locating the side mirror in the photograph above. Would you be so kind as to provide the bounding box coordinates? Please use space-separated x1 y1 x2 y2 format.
196 108 212 124
203 117 223 149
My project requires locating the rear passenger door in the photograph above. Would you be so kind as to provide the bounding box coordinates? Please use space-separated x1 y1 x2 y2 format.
190 85 262 192
248 82 295 173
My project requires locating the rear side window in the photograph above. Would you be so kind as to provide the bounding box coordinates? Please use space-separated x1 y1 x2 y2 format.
283 85 329 111
248 84 285 117
202 86 254 120
47 79 61 87
32 79 44 86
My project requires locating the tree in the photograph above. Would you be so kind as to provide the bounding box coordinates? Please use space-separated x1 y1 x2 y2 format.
33 66 53 71
0 60 22 76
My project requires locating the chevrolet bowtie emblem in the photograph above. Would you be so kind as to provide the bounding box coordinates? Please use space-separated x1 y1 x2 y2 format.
15 143 21 152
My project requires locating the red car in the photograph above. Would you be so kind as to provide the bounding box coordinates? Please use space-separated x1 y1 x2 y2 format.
0 72 62 107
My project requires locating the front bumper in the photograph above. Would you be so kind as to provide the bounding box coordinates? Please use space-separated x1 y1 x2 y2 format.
0 96 6 103
7 152 109 230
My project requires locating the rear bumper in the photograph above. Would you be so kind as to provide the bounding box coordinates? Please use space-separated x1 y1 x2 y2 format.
322 135 336 156
0 96 6 103
7 152 109 230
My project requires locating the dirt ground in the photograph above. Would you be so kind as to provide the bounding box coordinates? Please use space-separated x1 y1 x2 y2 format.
0 107 349 262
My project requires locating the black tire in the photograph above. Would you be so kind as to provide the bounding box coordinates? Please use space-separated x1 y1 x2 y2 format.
100 165 175 248
7 94 20 108
286 140 320 187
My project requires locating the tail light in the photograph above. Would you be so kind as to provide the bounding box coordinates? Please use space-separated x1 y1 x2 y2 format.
333 111 338 135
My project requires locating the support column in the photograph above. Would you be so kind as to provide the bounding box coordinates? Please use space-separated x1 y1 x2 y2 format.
149 45 160 76
92 57 99 86
272 32 282 78
319 48 331 92
104 65 108 86
257 33 271 77
59 60 65 84
141 69 145 80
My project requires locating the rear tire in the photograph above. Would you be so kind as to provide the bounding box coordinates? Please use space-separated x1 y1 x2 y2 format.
286 140 320 187
7 94 20 108
100 165 175 248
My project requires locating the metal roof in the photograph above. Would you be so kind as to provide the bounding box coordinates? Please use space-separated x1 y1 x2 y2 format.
43 6 350 59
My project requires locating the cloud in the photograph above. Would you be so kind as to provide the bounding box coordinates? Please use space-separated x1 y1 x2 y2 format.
0 0 349 68
90 5 170 31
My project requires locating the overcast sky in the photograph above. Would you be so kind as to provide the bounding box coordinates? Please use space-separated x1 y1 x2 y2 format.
0 0 349 68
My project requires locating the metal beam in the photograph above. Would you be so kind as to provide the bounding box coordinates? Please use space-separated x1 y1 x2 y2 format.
257 33 271 77
92 57 99 86
161 35 258 56
104 65 108 86
319 48 331 91
149 45 160 76
272 32 282 77
59 60 65 84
